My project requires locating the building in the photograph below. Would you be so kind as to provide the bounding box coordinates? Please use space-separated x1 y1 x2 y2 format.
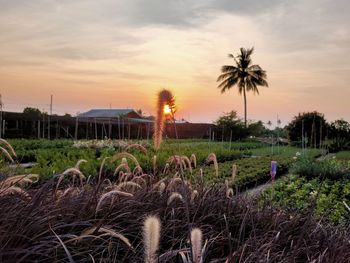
78 109 142 119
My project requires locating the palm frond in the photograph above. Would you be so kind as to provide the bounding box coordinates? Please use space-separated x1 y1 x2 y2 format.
218 76 239 93
220 65 237 73
217 70 238 82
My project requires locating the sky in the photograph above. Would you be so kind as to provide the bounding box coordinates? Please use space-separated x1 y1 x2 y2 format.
0 0 349 125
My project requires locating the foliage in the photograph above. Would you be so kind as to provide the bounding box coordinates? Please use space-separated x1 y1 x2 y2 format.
6 139 264 180
328 119 350 152
8 139 73 162
292 158 350 180
22 107 43 118
250 145 321 159
214 111 248 140
263 159 350 224
214 111 269 140
269 126 289 138
247 120 269 137
263 175 350 224
286 111 328 147
201 156 294 189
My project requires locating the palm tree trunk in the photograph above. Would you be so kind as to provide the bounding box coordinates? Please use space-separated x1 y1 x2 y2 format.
243 85 247 127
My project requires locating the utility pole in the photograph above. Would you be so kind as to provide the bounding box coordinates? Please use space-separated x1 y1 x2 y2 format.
302 120 304 155
48 95 53 139
75 112 79 140
277 115 281 154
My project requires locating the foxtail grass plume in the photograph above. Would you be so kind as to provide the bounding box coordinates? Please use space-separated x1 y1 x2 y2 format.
125 143 148 154
1 174 39 188
0 146 14 163
0 186 29 199
133 165 143 175
143 216 161 263
206 153 218 177
111 152 140 167
78 226 133 249
74 159 87 170
116 181 142 192
191 190 198 203
190 154 197 168
56 168 85 190
113 163 131 176
167 192 184 206
96 190 133 213
166 177 182 192
131 176 147 187
191 228 203 263
226 188 234 198
98 157 110 184
0 138 17 157
232 164 237 182
181 155 192 174
154 89 174 150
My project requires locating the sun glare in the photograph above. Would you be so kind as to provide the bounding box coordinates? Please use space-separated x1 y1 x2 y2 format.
163 104 171 114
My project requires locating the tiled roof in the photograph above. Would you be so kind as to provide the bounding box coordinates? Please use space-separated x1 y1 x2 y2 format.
78 109 140 118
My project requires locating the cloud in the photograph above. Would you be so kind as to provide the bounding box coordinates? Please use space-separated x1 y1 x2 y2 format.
0 0 350 123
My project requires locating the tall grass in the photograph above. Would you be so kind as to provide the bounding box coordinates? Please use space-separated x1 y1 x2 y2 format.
154 89 174 150
0 173 349 262
0 140 349 262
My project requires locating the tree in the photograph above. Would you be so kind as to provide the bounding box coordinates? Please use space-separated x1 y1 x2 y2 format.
329 119 350 151
286 111 328 147
214 111 248 140
217 47 268 127
23 107 42 118
267 120 272 129
247 120 268 137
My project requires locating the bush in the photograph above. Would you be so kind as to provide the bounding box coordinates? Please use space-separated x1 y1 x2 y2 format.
262 175 350 224
293 158 350 180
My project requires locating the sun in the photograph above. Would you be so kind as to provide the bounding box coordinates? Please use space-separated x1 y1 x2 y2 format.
163 104 171 114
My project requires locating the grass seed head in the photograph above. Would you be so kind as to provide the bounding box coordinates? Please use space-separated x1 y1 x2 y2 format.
143 215 161 263
167 192 184 206
154 89 174 150
0 139 17 157
191 228 203 263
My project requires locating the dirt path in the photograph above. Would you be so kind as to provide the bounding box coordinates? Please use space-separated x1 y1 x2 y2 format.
9 162 37 169
243 174 291 197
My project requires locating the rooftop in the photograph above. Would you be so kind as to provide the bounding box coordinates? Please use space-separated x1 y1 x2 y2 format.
78 109 141 118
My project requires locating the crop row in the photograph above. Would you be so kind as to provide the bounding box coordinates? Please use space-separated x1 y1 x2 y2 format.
8 139 263 163
26 147 247 181
262 159 350 224
199 156 295 189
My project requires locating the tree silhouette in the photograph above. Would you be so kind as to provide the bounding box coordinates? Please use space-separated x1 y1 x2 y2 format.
217 47 268 127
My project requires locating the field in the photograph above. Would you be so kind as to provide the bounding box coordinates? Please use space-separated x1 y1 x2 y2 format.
0 139 349 262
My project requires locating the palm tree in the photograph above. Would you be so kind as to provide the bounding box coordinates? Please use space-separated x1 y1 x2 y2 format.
217 47 268 127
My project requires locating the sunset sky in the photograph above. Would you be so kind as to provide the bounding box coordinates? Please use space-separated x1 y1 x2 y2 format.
0 0 349 125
